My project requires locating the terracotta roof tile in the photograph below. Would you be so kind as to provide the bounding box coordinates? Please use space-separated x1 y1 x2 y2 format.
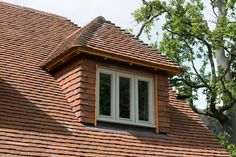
43 16 182 73
0 1 229 156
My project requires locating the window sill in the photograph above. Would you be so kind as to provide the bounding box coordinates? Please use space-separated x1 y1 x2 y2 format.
85 121 170 139
96 117 155 128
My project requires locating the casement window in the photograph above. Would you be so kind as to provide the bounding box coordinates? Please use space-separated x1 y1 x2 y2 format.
96 67 154 127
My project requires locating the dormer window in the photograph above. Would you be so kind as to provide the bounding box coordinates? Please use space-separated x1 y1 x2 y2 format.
96 67 154 127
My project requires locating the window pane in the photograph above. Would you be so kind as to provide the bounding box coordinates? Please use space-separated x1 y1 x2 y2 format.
119 77 130 119
99 73 112 116
138 80 149 121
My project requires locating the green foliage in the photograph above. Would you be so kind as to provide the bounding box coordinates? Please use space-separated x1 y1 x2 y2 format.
132 0 236 125
133 0 236 148
217 132 236 156
125 28 134 34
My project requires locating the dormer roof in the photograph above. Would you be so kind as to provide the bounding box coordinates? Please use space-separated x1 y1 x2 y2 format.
42 16 182 75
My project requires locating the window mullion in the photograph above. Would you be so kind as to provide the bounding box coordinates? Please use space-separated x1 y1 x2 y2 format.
115 72 118 120
96 70 100 119
149 79 154 125
130 75 135 123
112 71 116 120
134 76 138 123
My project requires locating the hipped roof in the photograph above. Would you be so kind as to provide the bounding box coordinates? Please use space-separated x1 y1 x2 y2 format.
42 16 182 75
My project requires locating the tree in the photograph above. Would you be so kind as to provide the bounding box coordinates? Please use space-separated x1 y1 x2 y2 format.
132 0 236 143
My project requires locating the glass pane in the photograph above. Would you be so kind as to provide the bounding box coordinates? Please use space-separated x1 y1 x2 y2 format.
138 80 149 121
99 73 112 116
119 77 130 119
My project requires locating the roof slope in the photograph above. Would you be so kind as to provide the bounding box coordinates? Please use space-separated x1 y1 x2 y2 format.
0 1 229 156
42 16 181 73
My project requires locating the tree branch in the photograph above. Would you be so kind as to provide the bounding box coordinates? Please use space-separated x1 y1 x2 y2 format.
219 99 236 113
174 20 218 83
136 0 171 38
185 40 217 114
188 100 213 117
165 27 217 89
207 44 217 83
184 41 210 88
210 0 219 18
172 78 207 88
142 0 153 19
136 13 161 38
221 54 235 80
192 33 217 84
142 0 149 5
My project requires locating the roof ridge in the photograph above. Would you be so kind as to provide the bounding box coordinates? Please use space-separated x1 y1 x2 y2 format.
0 1 79 28
102 20 150 45
103 20 180 66
75 16 106 46
103 20 164 53
41 16 106 66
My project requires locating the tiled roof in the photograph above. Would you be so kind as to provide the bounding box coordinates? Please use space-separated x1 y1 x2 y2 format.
0 1 229 156
42 16 182 74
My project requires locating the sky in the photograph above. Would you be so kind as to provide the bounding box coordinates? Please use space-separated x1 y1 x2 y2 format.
2 0 216 109
2 0 142 32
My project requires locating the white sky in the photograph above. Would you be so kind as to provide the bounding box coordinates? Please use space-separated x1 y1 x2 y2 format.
2 0 142 30
2 0 216 109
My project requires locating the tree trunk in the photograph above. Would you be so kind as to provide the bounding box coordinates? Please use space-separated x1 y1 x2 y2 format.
228 104 236 144
215 0 236 144
221 104 236 144
215 49 236 144
216 50 236 144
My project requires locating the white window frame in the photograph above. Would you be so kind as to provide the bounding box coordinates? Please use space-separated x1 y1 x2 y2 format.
135 76 154 126
96 67 154 127
116 72 135 123
96 68 116 121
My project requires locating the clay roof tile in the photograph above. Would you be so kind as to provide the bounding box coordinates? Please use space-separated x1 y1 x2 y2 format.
42 16 182 74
